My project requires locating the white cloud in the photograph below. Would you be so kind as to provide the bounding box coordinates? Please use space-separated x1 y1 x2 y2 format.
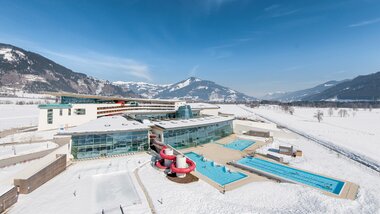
349 17 380 27
41 50 152 81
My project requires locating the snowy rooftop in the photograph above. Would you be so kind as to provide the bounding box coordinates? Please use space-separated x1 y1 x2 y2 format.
62 116 150 134
153 116 234 130
188 102 220 110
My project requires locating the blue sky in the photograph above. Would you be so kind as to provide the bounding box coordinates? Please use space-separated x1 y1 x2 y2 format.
1 0 380 96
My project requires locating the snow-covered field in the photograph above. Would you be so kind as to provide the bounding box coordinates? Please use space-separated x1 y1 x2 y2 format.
0 141 57 160
0 129 57 144
0 91 54 131
0 104 39 131
250 105 380 165
10 155 151 214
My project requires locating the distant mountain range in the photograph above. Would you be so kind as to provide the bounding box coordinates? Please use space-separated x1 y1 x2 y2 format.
114 77 256 102
262 72 380 101
261 80 345 101
2 43 379 102
0 43 138 97
1 43 255 102
305 72 380 101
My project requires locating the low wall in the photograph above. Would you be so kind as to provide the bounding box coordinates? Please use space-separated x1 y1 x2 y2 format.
0 148 56 168
0 186 18 213
245 130 271 138
14 154 67 194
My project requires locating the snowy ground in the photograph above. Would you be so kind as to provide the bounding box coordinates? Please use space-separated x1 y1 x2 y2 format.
10 154 151 214
0 141 58 160
0 129 57 144
218 104 258 118
250 105 380 165
0 91 54 131
0 104 39 131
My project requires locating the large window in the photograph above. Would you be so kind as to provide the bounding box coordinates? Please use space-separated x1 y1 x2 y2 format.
163 120 233 149
74 108 86 115
71 131 149 159
47 109 53 124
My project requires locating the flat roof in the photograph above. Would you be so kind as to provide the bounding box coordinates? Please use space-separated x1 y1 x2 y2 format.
153 116 234 130
61 116 150 135
188 102 220 110
45 92 182 103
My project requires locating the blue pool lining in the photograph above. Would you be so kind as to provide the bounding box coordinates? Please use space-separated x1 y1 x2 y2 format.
232 157 345 195
185 152 248 186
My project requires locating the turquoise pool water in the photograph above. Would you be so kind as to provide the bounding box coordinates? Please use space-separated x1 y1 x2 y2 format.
223 139 255 151
237 157 345 195
185 152 247 186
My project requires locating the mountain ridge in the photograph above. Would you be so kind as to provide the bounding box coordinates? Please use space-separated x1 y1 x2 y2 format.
0 43 138 97
114 77 257 102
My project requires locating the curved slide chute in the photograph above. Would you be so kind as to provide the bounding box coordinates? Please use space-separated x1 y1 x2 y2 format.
170 158 196 174
155 146 196 176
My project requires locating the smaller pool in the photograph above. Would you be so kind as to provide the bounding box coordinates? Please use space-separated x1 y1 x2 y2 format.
237 157 345 195
224 139 255 151
185 152 247 186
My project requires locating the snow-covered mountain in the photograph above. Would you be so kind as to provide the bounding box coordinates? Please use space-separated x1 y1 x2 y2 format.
305 72 380 101
0 43 138 97
113 81 170 98
114 77 256 102
261 80 344 102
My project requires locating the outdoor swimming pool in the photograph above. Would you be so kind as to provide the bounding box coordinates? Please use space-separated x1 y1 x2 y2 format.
185 152 247 186
223 139 255 151
236 157 345 195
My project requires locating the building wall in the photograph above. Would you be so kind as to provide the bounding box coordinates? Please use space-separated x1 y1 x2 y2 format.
161 120 233 149
14 154 67 194
38 104 98 131
38 100 185 131
0 186 18 213
70 130 149 159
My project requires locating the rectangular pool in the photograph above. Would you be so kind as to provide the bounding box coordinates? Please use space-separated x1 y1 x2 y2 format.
224 139 255 151
185 152 247 186
236 157 345 195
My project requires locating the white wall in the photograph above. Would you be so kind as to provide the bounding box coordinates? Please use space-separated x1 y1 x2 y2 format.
38 104 98 131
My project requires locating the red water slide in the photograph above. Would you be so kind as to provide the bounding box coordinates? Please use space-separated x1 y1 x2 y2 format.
170 158 196 174
155 146 176 169
155 146 196 174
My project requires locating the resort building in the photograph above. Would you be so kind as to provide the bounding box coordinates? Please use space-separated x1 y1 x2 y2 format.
38 93 186 130
63 116 150 159
152 116 234 149
46 93 234 159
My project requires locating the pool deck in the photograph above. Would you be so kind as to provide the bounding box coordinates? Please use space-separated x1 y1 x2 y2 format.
231 155 359 200
181 134 270 192
180 134 358 200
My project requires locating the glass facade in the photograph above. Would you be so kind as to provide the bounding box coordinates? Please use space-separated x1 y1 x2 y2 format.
176 105 193 119
163 120 233 149
71 131 149 159
132 113 176 121
61 96 113 104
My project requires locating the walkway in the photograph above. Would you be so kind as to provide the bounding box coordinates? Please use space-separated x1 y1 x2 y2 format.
134 161 156 214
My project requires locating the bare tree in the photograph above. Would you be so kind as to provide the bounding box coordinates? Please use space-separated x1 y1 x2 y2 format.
314 110 324 122
338 109 349 117
289 107 295 115
281 105 295 115
328 108 334 117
